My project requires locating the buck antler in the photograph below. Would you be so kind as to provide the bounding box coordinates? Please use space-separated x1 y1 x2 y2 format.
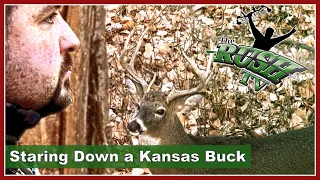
166 49 214 103
119 27 155 99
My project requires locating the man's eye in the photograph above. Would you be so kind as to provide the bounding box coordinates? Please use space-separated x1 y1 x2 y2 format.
44 13 58 24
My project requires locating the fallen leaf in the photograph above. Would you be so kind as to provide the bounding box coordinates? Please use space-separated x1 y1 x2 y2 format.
294 108 307 119
261 101 271 109
213 119 221 129
269 93 278 101
192 5 206 12
131 168 145 175
240 102 249 112
208 111 218 120
252 127 267 138
158 42 170 55
227 98 236 109
143 43 154 58
156 30 168 36
121 20 135 30
201 16 214 25
290 113 303 126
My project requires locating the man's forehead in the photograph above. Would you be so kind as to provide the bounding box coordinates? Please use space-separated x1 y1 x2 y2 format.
15 5 61 16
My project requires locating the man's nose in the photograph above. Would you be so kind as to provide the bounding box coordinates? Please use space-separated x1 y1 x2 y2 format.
59 20 80 53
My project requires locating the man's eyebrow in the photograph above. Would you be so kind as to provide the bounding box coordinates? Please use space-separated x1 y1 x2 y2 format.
33 5 61 22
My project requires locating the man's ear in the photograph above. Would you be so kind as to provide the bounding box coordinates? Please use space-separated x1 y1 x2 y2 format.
169 92 205 113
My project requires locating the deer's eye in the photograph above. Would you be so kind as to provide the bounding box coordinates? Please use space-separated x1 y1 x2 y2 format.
156 108 166 116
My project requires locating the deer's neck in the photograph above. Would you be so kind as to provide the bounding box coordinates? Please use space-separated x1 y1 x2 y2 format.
139 122 194 145
139 134 161 145
158 113 196 145
139 113 195 145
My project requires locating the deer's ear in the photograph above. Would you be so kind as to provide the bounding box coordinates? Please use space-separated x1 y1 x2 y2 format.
161 82 174 95
180 93 205 113
170 93 205 113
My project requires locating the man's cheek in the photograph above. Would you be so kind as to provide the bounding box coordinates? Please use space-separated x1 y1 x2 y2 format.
28 37 61 109
6 47 60 110
6 63 57 110
35 40 61 76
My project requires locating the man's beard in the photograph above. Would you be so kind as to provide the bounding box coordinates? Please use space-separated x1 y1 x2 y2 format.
36 52 73 118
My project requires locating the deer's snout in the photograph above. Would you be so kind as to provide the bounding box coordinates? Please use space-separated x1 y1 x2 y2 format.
128 118 148 136
128 120 140 132
128 120 143 136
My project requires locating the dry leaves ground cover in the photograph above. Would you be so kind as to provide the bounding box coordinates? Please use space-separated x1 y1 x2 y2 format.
104 5 315 175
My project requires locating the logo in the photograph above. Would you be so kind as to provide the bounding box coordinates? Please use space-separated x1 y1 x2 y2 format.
207 5 308 92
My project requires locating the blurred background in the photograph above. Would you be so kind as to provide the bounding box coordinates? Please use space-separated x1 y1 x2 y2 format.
21 5 315 175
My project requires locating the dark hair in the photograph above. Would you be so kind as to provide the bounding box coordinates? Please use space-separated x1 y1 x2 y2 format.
5 6 15 64
6 6 13 26
5 5 17 35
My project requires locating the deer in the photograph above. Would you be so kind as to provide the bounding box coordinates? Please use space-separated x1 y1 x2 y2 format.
119 28 315 175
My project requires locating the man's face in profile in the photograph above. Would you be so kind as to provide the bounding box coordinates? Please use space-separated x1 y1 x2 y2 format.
5 5 80 117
